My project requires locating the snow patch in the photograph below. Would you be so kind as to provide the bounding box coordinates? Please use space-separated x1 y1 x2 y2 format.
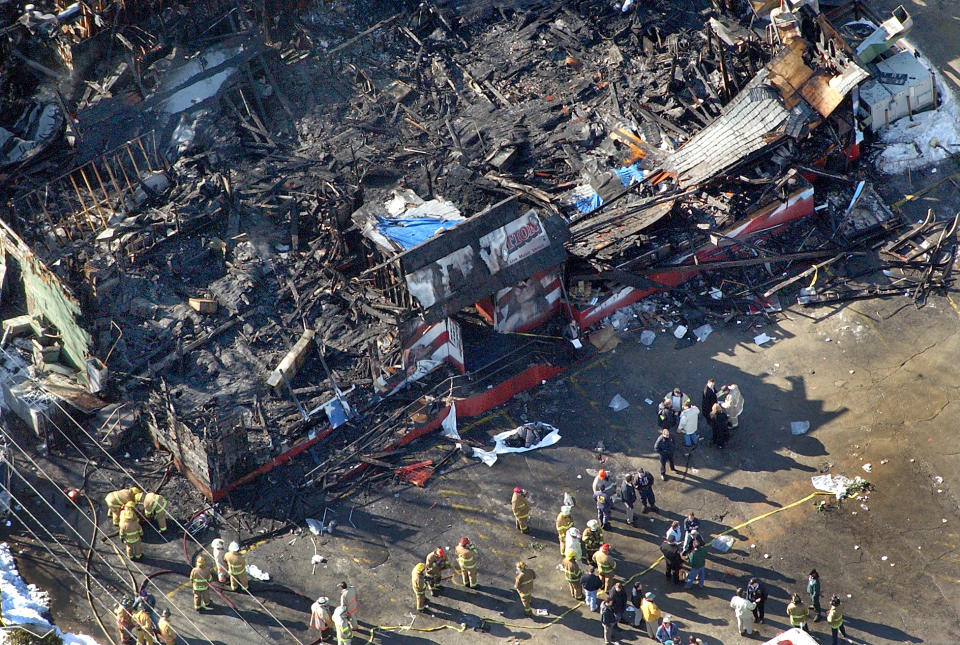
0 542 102 645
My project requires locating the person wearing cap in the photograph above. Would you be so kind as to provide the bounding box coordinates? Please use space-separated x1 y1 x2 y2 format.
310 596 334 638
592 469 614 494
581 565 602 611
658 397 677 431
826 595 848 645
656 615 679 643
115 598 135 645
339 581 359 628
212 538 229 583
653 429 680 480
556 505 574 556
190 555 212 611
156 608 176 645
582 519 604 562
425 546 451 596
119 506 143 561
599 598 618 645
514 561 537 616
634 468 657 513
223 541 249 591
747 576 768 624
564 526 583 562
105 487 141 526
131 600 154 645
660 535 683 585
619 473 637 526
561 549 583 600
455 537 479 588
685 540 708 589
594 488 613 529
592 543 616 593
333 605 353 645
641 592 661 639
137 490 169 532
730 587 758 636
412 563 429 612
511 487 530 533
787 593 811 632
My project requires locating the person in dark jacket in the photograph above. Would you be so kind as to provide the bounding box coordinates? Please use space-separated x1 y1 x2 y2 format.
619 474 637 526
600 599 619 645
634 468 657 512
808 570 822 621
581 566 603 612
609 581 628 622
701 378 718 415
594 489 613 529
653 429 680 480
629 582 645 628
747 577 768 624
709 403 730 448
660 538 683 584
658 397 677 431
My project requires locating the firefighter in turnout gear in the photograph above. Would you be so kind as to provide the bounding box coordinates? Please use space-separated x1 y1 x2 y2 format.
556 505 574 556
224 541 249 591
132 601 154 645
333 605 353 645
455 537 478 588
310 596 334 640
511 487 530 533
412 563 429 612
582 519 604 562
156 608 176 645
105 487 141 526
119 506 143 561
137 491 169 532
190 555 212 611
561 549 584 600
514 561 537 615
425 547 451 596
592 543 617 593
115 599 135 645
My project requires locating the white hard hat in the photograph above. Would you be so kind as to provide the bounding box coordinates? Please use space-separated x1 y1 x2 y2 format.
317 596 329 605
228 541 240 552
587 519 599 529
568 527 581 538
212 538 225 549
560 505 572 515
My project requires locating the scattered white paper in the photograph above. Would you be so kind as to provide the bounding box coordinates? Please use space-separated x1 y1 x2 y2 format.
712 535 734 552
570 338 583 349
790 421 810 435
754 333 774 345
640 330 656 346
247 564 270 581
673 325 688 338
609 394 630 411
440 402 459 439
693 324 713 342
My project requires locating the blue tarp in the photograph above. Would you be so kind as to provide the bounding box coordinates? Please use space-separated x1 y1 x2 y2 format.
574 191 604 214
375 216 461 250
614 163 645 186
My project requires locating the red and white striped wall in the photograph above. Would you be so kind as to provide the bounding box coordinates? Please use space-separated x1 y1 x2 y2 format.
402 318 466 374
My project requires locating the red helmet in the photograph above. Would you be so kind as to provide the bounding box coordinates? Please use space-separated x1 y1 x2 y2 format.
600 543 610 552
598 469 607 478
514 486 523 494
436 548 445 558
459 537 469 547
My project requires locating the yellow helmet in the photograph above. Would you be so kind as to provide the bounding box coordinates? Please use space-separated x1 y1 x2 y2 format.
135 492 144 503
565 550 577 559
130 487 141 496
415 563 425 572
196 555 207 567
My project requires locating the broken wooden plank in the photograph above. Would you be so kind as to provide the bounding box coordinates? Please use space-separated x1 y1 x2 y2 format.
267 329 316 389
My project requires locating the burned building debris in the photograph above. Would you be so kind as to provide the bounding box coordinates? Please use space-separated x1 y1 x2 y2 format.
0 0 956 514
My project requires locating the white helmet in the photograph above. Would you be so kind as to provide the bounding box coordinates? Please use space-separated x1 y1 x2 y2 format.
568 527 581 539
587 519 599 530
212 538 225 550
228 541 240 552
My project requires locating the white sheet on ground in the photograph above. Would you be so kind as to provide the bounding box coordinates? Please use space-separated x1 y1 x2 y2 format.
471 423 561 467
811 474 866 500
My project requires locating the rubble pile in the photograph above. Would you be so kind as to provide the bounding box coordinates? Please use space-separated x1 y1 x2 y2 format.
0 0 957 513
